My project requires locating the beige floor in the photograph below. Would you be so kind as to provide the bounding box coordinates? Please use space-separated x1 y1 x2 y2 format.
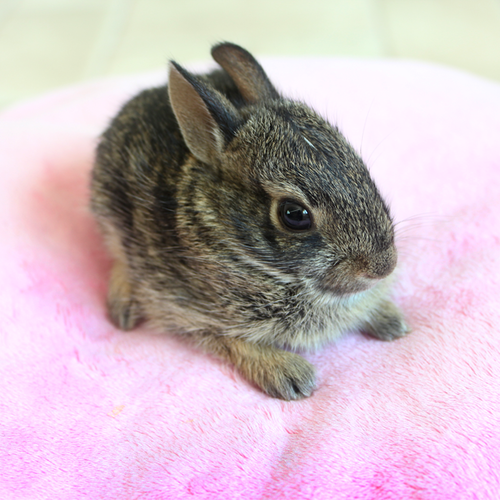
1 0 500 110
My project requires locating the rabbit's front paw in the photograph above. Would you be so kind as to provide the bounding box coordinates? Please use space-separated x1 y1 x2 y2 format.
364 300 410 341
201 335 317 400
249 350 316 401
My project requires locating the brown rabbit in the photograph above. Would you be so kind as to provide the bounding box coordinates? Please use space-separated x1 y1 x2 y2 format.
90 42 409 400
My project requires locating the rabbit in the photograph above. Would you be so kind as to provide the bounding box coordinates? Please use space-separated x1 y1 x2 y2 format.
90 42 409 401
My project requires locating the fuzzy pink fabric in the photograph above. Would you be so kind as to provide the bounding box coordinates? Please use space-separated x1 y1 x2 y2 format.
1 58 499 499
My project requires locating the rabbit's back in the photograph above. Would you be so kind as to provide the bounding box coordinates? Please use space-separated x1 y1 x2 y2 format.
91 86 185 238
91 69 243 237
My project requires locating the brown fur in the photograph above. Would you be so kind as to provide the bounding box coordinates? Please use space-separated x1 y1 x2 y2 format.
90 42 409 400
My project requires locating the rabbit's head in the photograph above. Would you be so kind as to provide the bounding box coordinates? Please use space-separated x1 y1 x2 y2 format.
169 43 396 302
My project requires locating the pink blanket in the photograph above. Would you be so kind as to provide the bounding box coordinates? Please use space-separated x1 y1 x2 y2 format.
1 58 499 499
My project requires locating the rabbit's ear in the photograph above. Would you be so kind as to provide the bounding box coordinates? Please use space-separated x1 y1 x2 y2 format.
211 42 279 104
168 61 241 164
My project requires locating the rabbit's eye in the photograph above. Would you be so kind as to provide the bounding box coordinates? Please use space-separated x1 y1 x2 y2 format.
279 201 312 231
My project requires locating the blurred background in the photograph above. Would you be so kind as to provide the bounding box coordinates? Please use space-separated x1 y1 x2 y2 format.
1 0 500 110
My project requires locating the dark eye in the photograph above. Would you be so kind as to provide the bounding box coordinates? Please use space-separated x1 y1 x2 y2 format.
279 201 313 231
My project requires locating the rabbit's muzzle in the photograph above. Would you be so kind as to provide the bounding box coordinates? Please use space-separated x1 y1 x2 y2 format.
320 246 397 295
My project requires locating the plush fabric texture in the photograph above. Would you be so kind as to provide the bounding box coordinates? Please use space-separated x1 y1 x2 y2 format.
1 58 499 500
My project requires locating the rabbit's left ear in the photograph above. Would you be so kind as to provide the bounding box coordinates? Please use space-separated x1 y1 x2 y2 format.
168 61 241 165
211 42 279 104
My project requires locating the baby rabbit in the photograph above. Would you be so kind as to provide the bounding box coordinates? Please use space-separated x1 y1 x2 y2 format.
91 42 409 400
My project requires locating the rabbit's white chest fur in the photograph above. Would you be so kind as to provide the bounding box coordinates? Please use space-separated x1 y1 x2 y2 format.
232 277 396 351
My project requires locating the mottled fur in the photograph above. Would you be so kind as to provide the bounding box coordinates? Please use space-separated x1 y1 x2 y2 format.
90 43 409 400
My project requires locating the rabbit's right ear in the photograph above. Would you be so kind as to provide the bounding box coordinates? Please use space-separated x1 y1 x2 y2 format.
168 61 241 165
211 42 279 104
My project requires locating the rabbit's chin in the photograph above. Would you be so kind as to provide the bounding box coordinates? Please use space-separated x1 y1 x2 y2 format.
317 274 387 296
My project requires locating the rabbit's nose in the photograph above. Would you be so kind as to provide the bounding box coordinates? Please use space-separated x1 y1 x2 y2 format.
358 247 398 280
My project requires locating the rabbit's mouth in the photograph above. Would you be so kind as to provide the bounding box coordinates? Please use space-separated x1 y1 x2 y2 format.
318 249 397 296
319 275 380 296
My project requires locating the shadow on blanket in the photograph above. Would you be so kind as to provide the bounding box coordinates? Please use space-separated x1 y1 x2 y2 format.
0 58 499 499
